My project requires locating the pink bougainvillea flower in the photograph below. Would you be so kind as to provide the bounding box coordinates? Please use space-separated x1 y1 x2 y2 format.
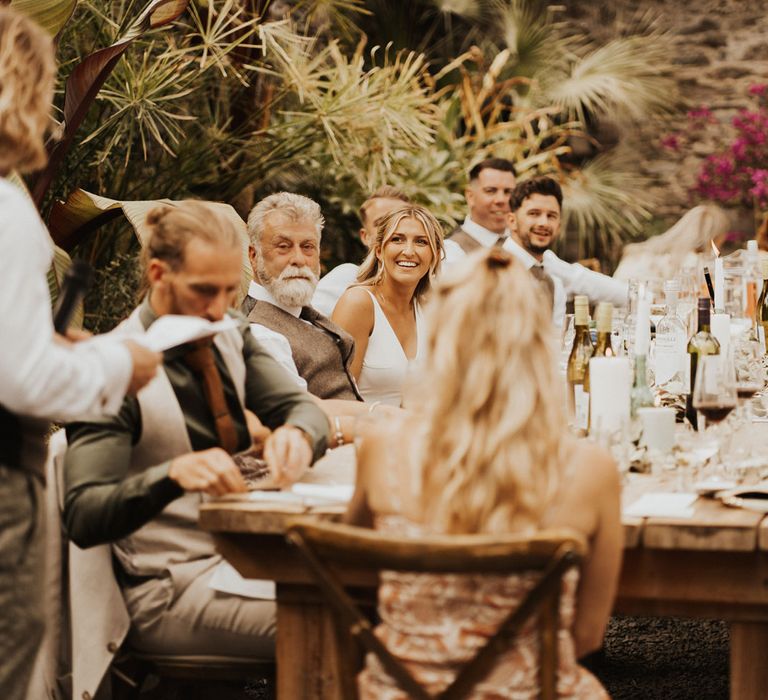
687 106 713 122
660 133 681 151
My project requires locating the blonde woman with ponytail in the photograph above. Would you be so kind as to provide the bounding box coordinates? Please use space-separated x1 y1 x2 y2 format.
346 248 621 699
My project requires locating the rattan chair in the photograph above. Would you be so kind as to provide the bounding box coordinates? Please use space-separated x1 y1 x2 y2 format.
285 518 587 700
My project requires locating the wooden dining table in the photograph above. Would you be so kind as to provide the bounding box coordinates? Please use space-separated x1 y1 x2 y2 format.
199 444 768 700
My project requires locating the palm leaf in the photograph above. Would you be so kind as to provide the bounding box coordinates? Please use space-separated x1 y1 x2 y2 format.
543 33 674 124
49 189 253 302
558 151 653 260
31 0 190 208
9 0 77 36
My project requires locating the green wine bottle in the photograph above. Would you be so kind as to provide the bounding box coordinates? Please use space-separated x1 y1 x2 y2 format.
567 295 594 431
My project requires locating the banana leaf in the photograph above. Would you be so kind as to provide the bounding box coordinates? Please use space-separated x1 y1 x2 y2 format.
49 189 253 303
9 0 77 37
31 0 190 208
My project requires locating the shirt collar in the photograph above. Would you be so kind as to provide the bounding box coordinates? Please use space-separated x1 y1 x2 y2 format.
248 280 302 318
139 295 159 330
461 216 509 248
501 237 538 269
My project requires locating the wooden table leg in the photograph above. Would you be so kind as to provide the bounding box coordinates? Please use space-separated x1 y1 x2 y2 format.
730 622 768 700
276 585 348 700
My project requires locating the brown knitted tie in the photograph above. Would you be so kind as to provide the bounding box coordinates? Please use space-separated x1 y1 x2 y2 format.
530 264 555 308
184 338 239 454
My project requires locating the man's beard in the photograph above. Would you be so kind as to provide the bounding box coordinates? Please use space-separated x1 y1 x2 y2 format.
257 256 318 308
523 229 553 257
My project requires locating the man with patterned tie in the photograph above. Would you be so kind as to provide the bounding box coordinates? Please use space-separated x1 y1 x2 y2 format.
63 200 328 661
242 192 366 405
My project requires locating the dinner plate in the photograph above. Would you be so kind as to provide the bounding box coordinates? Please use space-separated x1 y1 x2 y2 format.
720 487 768 513
693 479 737 497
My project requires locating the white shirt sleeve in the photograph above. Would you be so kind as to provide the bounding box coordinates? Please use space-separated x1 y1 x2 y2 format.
544 252 628 307
312 263 360 317
0 182 132 420
248 323 307 390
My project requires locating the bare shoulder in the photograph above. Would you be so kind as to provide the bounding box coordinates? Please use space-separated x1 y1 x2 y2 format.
568 439 620 495
338 285 374 306
332 285 375 329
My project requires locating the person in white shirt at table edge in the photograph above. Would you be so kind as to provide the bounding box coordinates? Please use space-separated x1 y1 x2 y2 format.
0 8 160 700
447 159 628 330
504 177 628 331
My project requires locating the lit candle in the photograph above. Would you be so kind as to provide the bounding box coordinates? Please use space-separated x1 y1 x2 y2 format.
711 241 725 312
589 357 631 434
634 284 651 356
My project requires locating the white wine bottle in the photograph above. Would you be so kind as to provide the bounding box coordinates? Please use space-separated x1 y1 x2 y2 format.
567 295 594 431
654 280 688 393
686 297 721 430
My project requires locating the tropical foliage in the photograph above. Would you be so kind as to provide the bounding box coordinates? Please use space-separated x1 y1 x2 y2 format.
10 0 676 326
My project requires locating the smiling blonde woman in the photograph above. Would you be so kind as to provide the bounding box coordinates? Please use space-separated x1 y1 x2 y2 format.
331 205 444 406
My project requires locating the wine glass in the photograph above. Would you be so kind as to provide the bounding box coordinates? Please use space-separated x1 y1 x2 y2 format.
693 355 738 431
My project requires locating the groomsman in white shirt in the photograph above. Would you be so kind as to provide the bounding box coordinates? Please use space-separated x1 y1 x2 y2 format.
447 158 517 252
504 176 628 331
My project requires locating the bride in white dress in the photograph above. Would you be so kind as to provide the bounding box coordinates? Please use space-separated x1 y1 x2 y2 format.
332 205 444 406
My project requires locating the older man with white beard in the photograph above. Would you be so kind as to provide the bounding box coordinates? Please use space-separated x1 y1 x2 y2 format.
242 193 365 422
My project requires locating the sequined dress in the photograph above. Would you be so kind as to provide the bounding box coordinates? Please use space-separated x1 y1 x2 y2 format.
357 515 610 700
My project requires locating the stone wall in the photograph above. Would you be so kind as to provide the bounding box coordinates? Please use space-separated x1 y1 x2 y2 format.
563 0 768 227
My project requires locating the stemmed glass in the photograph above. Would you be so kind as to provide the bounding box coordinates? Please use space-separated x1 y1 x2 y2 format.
693 355 738 431
693 356 738 480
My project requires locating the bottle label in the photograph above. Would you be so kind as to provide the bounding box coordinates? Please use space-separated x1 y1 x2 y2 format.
760 325 766 350
654 335 687 387
573 384 589 431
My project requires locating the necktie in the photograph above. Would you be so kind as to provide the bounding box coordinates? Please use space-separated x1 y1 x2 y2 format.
241 295 257 316
184 339 239 454
493 235 507 248
530 264 555 308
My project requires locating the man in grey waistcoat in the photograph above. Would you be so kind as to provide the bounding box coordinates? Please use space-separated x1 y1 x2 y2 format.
242 192 365 405
63 200 329 664
447 157 517 253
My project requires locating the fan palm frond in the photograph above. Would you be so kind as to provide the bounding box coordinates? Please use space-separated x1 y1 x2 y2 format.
542 28 674 124
558 150 654 259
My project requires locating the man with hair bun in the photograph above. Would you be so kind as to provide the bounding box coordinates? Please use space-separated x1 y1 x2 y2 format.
63 200 328 667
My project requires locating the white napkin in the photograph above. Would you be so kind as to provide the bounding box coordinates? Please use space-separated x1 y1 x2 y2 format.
240 485 353 508
208 560 275 600
290 483 354 503
623 492 698 519
133 314 239 352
